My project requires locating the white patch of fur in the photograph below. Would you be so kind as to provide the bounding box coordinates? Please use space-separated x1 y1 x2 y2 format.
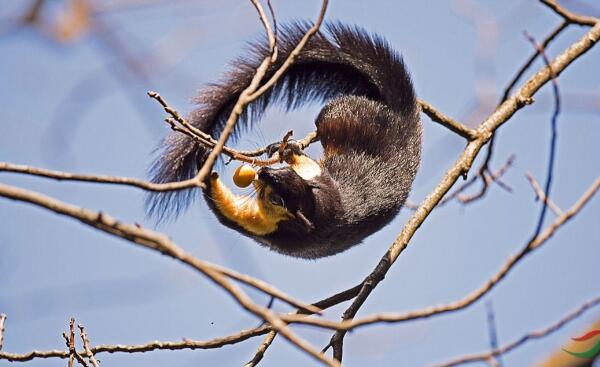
292 155 322 180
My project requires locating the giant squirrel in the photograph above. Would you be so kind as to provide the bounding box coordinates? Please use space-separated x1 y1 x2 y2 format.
147 22 422 259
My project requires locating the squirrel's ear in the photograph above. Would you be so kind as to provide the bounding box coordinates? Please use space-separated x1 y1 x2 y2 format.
295 210 314 232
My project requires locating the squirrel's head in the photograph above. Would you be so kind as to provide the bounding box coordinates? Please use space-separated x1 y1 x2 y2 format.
256 166 316 232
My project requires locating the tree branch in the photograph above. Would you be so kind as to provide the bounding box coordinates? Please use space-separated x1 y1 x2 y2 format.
418 99 479 140
540 0 598 26
0 325 272 362
0 313 6 352
194 0 329 188
526 172 563 216
77 324 100 367
434 296 600 367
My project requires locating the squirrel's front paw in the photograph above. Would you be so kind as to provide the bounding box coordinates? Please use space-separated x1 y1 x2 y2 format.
266 140 303 159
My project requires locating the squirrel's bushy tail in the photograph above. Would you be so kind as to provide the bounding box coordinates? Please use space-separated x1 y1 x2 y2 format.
147 22 418 221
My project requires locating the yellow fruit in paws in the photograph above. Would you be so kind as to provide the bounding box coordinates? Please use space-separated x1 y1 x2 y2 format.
233 164 257 188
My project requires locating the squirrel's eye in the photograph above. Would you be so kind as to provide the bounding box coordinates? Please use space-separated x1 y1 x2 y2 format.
268 192 284 207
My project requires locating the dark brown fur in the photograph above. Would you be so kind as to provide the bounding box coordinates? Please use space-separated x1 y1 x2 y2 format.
147 22 422 259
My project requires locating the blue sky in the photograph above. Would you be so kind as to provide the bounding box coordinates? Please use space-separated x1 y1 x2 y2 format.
1 1 599 366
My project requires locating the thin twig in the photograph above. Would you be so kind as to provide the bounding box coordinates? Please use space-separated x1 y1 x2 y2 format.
501 21 568 103
0 162 196 192
418 99 480 140
434 296 600 367
456 156 515 204
404 155 515 210
244 331 277 367
266 0 278 59
194 0 329 191
0 326 272 362
523 30 561 243
539 0 598 26
77 324 100 367
526 173 563 216
250 0 277 61
485 301 503 367
148 91 310 167
0 313 6 351
477 18 571 213
63 318 88 367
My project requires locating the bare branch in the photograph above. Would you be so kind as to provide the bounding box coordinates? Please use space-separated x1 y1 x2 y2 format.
63 318 88 367
434 296 600 367
485 301 503 367
77 324 100 367
244 331 277 367
526 172 563 216
0 313 6 351
246 1 329 101
418 99 479 140
148 91 294 167
540 0 598 26
0 325 272 362
523 29 563 252
0 162 197 192
249 0 277 60
501 21 568 103
456 155 515 204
